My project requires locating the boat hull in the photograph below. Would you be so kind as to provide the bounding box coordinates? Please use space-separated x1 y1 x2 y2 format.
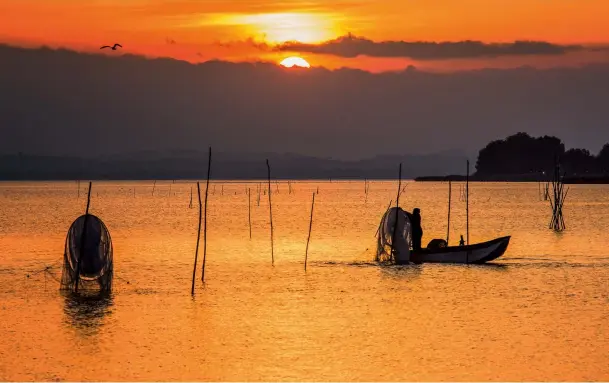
409 236 510 264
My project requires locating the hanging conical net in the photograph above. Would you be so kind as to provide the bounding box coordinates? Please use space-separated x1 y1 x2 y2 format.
61 214 113 293
376 207 412 263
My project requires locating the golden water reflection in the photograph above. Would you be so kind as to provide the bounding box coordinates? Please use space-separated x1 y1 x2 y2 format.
0 181 608 380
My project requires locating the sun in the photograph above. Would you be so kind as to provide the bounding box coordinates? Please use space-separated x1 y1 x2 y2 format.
280 56 311 68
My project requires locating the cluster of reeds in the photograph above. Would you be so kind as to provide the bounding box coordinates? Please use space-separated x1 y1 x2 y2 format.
548 163 568 232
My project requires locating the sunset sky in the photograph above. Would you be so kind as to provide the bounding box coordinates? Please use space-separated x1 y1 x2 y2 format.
2 0 609 71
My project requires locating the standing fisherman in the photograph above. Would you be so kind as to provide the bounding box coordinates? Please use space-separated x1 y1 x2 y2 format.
411 208 423 251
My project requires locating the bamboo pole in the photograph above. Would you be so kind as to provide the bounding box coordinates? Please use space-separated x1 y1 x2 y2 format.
266 159 274 266
248 187 252 240
398 184 408 200
189 186 193 208
74 181 92 293
553 163 558 229
304 192 315 272
466 160 470 246
560 188 569 229
201 147 212 282
152 180 156 196
191 182 202 295
447 180 452 244
390 164 402 260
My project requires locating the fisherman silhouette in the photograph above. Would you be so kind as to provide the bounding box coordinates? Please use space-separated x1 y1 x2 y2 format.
411 208 423 251
459 235 465 246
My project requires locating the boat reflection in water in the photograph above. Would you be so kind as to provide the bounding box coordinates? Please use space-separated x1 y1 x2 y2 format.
379 263 423 281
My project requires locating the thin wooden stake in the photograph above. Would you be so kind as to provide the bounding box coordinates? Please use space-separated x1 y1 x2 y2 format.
191 182 202 295
447 180 452 244
466 160 470 246
304 192 315 272
257 183 261 206
390 164 402 260
201 147 212 282
248 187 252 239
266 159 274 266
152 180 156 196
74 181 92 293
189 186 193 208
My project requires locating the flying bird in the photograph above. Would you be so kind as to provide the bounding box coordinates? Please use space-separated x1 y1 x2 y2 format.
100 43 122 50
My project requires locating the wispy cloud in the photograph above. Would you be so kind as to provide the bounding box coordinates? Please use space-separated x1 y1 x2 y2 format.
273 34 585 60
122 0 362 18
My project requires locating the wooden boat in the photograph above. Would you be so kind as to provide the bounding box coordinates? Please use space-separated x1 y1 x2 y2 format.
377 207 510 265
408 236 511 264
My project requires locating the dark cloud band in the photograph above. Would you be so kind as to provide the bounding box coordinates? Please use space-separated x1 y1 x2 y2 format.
274 34 583 60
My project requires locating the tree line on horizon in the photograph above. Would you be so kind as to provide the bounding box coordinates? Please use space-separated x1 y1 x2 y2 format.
475 132 609 177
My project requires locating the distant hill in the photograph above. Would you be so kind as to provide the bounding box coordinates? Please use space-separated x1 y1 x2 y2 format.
0 151 467 180
2 44 609 161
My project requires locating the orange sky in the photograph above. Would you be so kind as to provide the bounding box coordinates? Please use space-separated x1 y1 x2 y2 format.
2 0 609 71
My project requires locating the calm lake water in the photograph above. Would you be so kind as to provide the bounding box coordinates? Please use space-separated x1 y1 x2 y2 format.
1 181 608 381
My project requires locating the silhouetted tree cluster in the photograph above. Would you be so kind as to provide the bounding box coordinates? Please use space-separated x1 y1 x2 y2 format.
476 132 608 177
599 144 609 173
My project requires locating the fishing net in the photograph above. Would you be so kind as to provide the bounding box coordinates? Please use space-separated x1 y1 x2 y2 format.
376 207 412 263
61 214 113 293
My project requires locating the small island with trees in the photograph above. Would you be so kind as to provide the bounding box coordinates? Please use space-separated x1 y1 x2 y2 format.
416 132 609 183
